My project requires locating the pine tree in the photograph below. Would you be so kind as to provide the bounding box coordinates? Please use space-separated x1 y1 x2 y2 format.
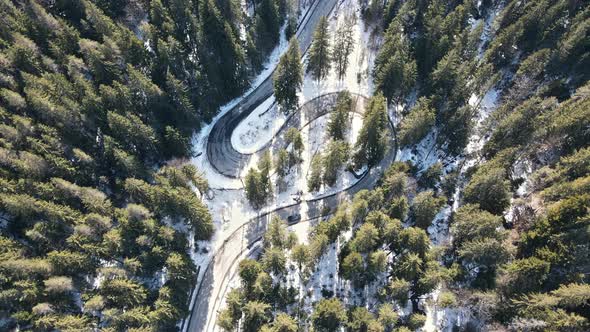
273 38 303 114
275 148 290 178
440 104 474 155
327 90 353 140
398 97 435 148
285 14 297 40
168 0 198 46
261 247 286 275
308 154 323 192
245 168 264 208
307 16 332 83
373 20 416 103
322 140 349 186
342 251 364 285
410 190 446 229
312 298 347 332
415 0 446 78
285 127 304 164
352 223 379 253
258 150 273 198
333 15 355 80
407 313 427 331
270 313 298 332
255 0 280 54
378 303 399 328
199 0 247 101
243 301 271 332
291 244 311 274
464 166 511 215
215 0 242 29
353 93 388 168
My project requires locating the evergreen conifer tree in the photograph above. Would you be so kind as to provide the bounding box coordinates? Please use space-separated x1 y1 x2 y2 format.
255 0 281 54
307 16 332 83
327 90 353 140
273 38 303 113
333 15 355 80
353 93 389 168
245 168 264 208
276 149 290 178
373 20 416 103
199 0 247 101
398 97 435 148
322 140 349 186
308 154 323 192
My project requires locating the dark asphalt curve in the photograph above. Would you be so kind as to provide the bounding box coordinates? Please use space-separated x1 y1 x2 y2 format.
207 0 340 178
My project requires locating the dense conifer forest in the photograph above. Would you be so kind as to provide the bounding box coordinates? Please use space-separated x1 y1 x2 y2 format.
0 0 287 330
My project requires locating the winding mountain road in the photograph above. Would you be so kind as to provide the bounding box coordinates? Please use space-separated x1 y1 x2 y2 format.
183 1 398 331
207 0 340 178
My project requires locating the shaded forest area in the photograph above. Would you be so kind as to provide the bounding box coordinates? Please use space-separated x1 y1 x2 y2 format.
0 0 291 330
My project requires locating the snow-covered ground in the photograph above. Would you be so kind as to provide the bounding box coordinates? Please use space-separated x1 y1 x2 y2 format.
231 97 286 153
300 0 377 103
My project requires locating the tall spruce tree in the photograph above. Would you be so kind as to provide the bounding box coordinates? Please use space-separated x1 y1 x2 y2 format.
327 90 353 140
307 16 332 83
333 15 355 80
215 0 242 31
373 20 416 104
398 97 435 148
322 140 349 186
273 38 303 113
353 93 389 168
308 154 323 192
199 0 247 102
255 0 281 54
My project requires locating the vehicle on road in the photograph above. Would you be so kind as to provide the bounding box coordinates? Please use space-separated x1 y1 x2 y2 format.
287 213 301 224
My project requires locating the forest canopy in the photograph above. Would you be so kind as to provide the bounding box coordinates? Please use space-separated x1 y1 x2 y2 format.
0 0 291 330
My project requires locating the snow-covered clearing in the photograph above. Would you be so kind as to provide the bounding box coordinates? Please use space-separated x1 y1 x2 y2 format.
231 97 286 153
300 0 378 103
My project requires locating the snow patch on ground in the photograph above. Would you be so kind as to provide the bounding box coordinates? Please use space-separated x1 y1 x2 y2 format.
428 206 453 246
423 288 472 332
289 221 312 245
231 97 286 153
398 131 440 172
